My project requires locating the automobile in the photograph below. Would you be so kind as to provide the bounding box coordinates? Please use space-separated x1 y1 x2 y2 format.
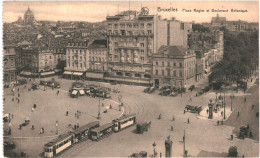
188 85 195 91
70 90 79 98
40 80 48 86
31 84 39 90
3 113 9 122
238 126 247 139
228 146 238 157
4 142 16 150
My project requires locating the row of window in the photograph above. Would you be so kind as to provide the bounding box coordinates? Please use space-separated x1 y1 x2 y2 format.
110 37 152 42
108 30 153 36
155 70 183 77
67 62 86 69
89 50 106 55
154 60 196 67
89 57 105 62
113 49 147 55
108 23 152 28
113 55 145 61
67 49 87 54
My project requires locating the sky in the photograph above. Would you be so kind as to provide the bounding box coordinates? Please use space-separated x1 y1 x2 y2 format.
3 1 259 23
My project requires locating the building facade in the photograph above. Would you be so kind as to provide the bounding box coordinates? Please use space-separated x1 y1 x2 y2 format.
152 46 196 88
3 45 17 83
64 40 89 79
24 7 35 25
106 9 192 84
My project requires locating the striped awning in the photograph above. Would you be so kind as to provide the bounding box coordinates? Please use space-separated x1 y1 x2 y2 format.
41 71 55 76
79 90 85 95
24 72 32 75
72 90 78 95
63 71 73 75
73 72 83 76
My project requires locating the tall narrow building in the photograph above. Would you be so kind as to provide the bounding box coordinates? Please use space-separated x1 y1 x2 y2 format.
106 9 192 84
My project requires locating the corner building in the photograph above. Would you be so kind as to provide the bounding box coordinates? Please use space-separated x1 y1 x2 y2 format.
106 10 192 84
152 46 196 88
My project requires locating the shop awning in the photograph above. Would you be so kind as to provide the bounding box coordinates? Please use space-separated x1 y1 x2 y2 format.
73 72 83 76
79 90 85 95
72 90 78 95
41 71 55 76
86 72 104 79
63 71 73 75
24 72 32 75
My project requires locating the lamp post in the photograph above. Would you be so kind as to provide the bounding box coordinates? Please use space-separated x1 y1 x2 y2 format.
152 142 157 157
97 97 101 119
55 121 59 135
224 92 226 120
230 95 233 111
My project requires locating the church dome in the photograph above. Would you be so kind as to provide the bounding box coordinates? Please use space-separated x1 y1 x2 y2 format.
24 7 34 18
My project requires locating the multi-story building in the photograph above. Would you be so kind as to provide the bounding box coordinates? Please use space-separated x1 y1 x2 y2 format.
64 40 89 79
20 46 55 77
152 46 196 88
3 44 17 84
106 9 192 84
86 39 108 80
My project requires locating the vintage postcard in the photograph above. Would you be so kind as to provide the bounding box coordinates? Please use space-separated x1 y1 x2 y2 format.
2 1 259 157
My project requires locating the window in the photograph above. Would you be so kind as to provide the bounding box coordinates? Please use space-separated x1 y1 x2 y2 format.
167 70 170 76
80 63 82 68
115 42 118 46
140 43 144 47
179 70 182 77
179 63 182 67
120 30 125 35
180 23 184 30
162 62 164 66
156 61 158 66
162 70 164 76
141 50 144 54
120 24 125 28
114 24 118 28
140 23 144 28
173 71 176 77
168 62 170 67
140 57 144 61
173 63 176 67
80 50 82 55
80 56 82 61
147 30 152 35
114 55 118 60
108 24 112 28
156 69 158 75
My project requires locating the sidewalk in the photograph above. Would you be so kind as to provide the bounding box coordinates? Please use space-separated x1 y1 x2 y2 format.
197 106 233 121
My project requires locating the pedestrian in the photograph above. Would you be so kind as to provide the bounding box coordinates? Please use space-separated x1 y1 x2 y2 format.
74 124 77 129
237 111 240 117
217 120 219 125
32 125 34 130
221 120 223 125
31 108 34 112
12 114 13 119
190 97 192 102
75 113 77 117
196 93 197 97
252 104 254 110
230 134 233 140
242 154 244 158
171 126 173 131
42 128 44 134
19 124 22 130
172 115 175 121
181 93 182 97
110 104 112 109
187 118 190 124
158 114 162 119
12 97 14 101
66 111 68 116
249 131 253 138
34 104 36 108
18 93 20 97
18 88 19 92
3 98 5 102
206 109 209 114
17 98 20 103
184 110 186 114
221 111 223 116
244 97 247 102
57 90 59 95
77 123 79 128
102 103 104 107
251 78 253 82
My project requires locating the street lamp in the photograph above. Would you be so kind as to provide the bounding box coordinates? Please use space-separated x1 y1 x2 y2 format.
97 97 101 119
230 95 233 111
55 121 59 135
152 142 157 157
224 92 226 120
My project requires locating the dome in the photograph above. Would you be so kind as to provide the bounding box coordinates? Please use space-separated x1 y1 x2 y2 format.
24 7 34 18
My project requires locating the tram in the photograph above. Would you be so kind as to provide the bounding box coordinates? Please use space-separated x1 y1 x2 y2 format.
44 121 99 157
113 114 136 132
91 123 114 141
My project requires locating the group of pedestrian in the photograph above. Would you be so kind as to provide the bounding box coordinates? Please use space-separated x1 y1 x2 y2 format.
39 127 45 134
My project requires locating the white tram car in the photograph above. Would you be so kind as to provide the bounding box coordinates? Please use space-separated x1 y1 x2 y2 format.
113 114 136 132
